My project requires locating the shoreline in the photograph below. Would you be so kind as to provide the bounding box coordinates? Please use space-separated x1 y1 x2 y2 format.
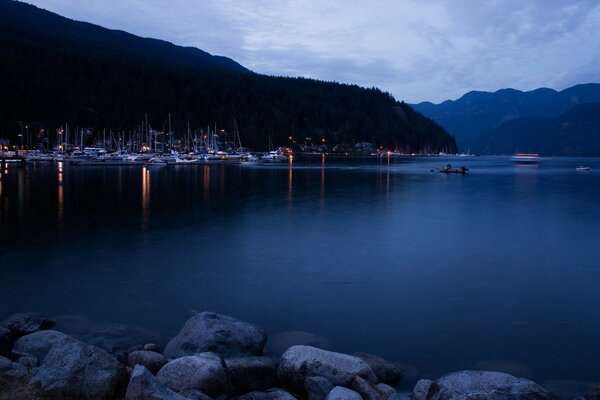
1 311 597 400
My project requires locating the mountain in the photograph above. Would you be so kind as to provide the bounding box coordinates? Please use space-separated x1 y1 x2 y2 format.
412 84 600 154
0 0 456 153
474 103 600 157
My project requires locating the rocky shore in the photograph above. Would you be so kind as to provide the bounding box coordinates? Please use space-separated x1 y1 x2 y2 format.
0 311 597 400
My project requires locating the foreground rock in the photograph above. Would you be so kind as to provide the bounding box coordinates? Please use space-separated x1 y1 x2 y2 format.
126 365 191 400
3 313 55 337
305 376 335 400
13 330 77 364
225 356 279 394
157 352 230 397
29 340 125 399
128 350 168 374
413 370 553 400
354 352 404 384
325 386 363 400
277 345 377 393
164 312 267 359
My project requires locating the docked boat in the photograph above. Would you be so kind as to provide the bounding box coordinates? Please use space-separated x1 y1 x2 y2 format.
510 153 540 163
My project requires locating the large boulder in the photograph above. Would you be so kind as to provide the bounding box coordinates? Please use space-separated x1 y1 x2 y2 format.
225 356 279 394
0 355 12 372
326 386 363 400
413 379 434 400
165 312 267 359
128 350 168 375
29 340 126 399
0 326 11 356
126 365 191 400
350 375 381 400
277 345 377 393
13 330 77 363
3 313 55 337
414 370 553 400
354 352 404 384
157 352 230 397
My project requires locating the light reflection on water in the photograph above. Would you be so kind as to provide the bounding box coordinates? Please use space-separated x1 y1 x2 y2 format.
0 156 600 388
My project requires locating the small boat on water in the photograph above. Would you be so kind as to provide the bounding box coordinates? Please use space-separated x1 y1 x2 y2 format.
576 166 590 171
511 153 540 164
434 164 468 174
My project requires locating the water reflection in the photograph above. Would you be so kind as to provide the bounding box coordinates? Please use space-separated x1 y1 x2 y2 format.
288 158 293 204
203 165 210 204
320 154 326 205
141 166 150 225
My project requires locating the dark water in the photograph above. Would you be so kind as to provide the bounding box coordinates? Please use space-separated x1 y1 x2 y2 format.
1 156 600 387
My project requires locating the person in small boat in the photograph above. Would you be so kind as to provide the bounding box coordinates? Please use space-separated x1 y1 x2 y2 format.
444 163 452 171
460 166 467 173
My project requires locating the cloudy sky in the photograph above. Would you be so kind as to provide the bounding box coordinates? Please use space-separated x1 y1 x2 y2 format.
26 0 600 103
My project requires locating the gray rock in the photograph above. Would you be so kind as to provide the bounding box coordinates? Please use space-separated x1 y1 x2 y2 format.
3 313 55 337
17 355 38 368
277 345 377 392
325 386 363 400
305 376 334 400
354 352 404 384
582 383 600 400
13 330 76 363
126 364 191 400
413 379 433 400
419 370 553 400
30 340 125 399
165 312 267 359
128 350 168 374
375 383 397 398
178 389 214 400
0 355 12 371
226 356 279 394
389 394 411 400
0 326 11 356
144 343 161 352
2 362 29 380
232 389 297 400
157 352 230 397
350 375 383 400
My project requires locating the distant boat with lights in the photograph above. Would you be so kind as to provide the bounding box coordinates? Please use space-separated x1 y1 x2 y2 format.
510 153 540 164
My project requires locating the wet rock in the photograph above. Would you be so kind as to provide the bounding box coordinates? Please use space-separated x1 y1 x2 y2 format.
165 312 267 359
416 370 553 400
225 356 279 394
413 379 434 400
13 330 77 363
30 340 125 399
305 376 334 400
277 345 377 393
232 389 297 400
128 350 168 374
325 386 363 400
126 364 191 400
350 375 383 400
1 361 29 380
3 313 55 337
84 322 160 353
157 352 230 397
354 352 404 385
268 330 331 355
388 393 411 400
0 326 11 356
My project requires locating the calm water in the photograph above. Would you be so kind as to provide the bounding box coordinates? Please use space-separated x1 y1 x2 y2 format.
1 156 600 387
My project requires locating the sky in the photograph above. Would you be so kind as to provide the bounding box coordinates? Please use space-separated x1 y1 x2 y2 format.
26 0 600 103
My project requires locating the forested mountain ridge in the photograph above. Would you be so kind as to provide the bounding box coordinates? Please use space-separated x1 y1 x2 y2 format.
0 0 456 152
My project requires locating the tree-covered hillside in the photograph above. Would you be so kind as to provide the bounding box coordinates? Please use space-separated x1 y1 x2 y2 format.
0 0 456 152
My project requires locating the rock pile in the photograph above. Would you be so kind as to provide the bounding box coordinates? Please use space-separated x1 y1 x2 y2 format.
0 311 583 399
